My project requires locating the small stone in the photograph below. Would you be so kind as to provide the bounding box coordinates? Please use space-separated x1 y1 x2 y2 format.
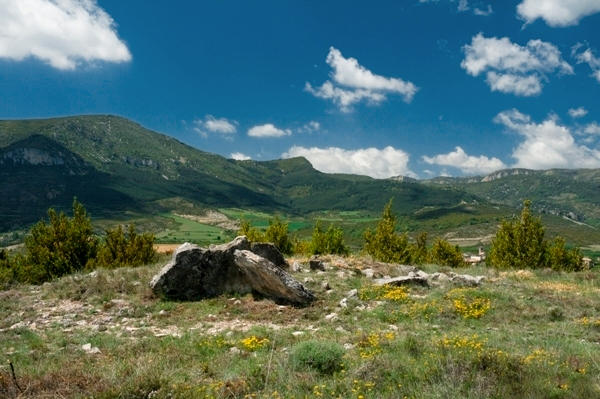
292 331 305 337
229 346 241 354
343 343 355 350
335 326 348 334
290 261 303 272
321 281 331 291
339 298 348 308
346 289 358 299
362 268 374 278
82 343 101 354
324 312 338 322
309 256 326 271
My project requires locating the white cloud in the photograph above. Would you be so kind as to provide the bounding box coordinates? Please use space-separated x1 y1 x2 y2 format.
230 152 251 161
306 47 417 112
485 72 542 96
573 45 600 83
419 0 493 15
583 122 600 135
247 123 292 138
0 0 131 70
495 109 600 169
194 115 238 138
297 121 321 134
473 5 493 15
282 145 413 179
569 107 588 118
423 146 506 175
517 0 600 27
462 33 572 96
458 0 469 11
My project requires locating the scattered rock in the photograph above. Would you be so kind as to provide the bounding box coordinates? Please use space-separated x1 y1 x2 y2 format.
448 272 486 286
335 326 348 334
345 289 358 299
290 261 303 272
324 312 338 322
309 256 326 271
321 281 331 291
362 268 374 278
82 343 101 354
373 276 429 287
338 298 348 308
229 347 241 355
292 331 305 337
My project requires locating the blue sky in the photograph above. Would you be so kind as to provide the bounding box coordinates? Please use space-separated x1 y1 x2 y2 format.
1 0 600 178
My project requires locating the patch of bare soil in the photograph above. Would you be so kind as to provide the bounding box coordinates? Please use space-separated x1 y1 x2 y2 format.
175 210 239 230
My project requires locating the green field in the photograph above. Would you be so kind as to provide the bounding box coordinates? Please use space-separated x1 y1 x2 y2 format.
155 214 235 245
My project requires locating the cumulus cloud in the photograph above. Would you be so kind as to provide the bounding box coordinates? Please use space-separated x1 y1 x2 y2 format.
573 45 600 83
569 107 588 118
423 146 506 175
247 123 291 138
194 115 238 138
305 47 417 112
462 33 572 96
230 152 251 161
282 145 413 179
0 0 131 70
583 122 600 135
517 0 600 27
495 109 600 169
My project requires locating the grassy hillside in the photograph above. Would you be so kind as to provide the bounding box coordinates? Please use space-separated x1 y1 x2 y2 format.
424 169 600 228
1 256 598 398
0 116 477 230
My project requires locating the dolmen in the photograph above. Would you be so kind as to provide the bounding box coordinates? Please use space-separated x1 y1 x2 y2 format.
150 236 315 306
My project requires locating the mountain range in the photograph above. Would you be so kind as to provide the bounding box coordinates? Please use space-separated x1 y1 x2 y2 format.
1 115 599 246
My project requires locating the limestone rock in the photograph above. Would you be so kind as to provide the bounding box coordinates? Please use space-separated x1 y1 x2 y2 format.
150 237 313 306
150 237 252 301
233 250 315 306
309 256 326 271
250 242 289 269
373 275 429 287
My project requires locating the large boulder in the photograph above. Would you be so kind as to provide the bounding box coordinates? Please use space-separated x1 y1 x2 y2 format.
250 242 289 269
150 237 252 300
150 236 314 305
234 250 315 305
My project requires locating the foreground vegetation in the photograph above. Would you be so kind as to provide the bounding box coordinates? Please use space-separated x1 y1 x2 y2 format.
1 256 598 398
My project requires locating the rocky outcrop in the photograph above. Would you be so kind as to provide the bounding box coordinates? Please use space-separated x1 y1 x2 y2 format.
150 236 314 305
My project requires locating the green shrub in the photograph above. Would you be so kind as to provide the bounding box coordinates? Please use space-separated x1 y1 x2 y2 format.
430 238 465 267
547 236 584 271
94 224 157 268
0 249 14 289
20 199 98 284
489 200 584 271
290 340 345 375
309 221 348 255
364 199 411 263
488 200 547 270
264 216 293 255
410 232 429 264
238 219 265 242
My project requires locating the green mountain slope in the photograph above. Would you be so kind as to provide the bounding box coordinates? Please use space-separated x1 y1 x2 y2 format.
0 115 475 231
424 169 600 228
